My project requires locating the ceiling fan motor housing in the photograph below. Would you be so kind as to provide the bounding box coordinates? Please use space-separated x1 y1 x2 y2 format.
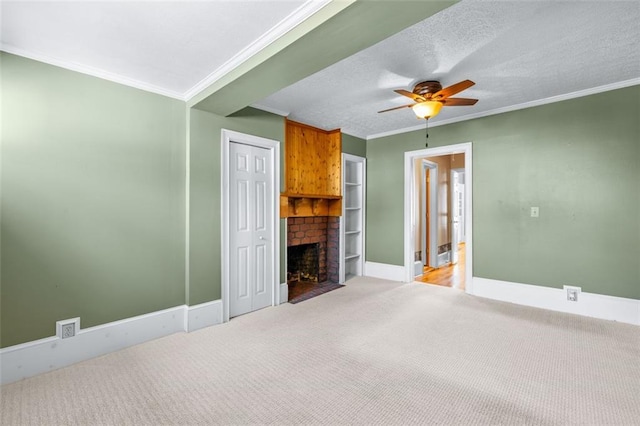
413 81 443 98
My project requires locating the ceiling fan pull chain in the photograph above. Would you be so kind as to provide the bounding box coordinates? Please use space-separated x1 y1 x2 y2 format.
425 118 429 147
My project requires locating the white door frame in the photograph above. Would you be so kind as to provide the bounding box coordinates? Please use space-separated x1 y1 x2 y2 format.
221 129 280 323
404 142 473 294
420 160 438 269
450 168 464 264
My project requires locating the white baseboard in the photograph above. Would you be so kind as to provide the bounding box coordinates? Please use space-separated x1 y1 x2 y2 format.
472 277 640 326
365 261 405 281
1 299 225 385
280 282 288 304
186 300 223 332
1 306 186 385
414 261 423 277
437 251 450 267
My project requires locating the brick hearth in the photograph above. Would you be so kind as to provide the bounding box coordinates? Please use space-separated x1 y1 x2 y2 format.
287 216 339 283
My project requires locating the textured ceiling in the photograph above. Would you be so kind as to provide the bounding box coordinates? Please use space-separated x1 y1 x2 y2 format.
0 0 310 98
254 1 640 139
2 0 638 138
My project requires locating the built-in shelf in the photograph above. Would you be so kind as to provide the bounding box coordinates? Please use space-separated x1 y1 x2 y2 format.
340 154 366 283
280 193 342 218
281 193 341 199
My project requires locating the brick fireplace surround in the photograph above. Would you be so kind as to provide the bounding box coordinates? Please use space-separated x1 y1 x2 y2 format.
287 216 340 283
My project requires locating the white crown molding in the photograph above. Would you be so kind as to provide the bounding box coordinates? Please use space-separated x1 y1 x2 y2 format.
1 44 185 100
341 128 368 140
366 123 425 141
0 0 332 103
366 78 640 140
183 0 332 102
340 128 367 140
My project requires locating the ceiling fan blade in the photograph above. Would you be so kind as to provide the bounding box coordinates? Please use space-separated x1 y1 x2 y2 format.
432 80 475 100
441 98 478 106
378 104 415 113
394 89 426 102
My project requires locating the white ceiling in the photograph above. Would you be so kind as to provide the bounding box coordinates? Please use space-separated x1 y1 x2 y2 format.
254 0 640 139
2 1 639 139
0 0 318 99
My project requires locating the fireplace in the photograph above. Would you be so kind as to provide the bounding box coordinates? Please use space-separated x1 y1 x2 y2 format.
287 243 319 283
287 216 339 284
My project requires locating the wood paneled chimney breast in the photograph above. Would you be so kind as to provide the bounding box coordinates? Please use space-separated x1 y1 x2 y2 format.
281 119 342 217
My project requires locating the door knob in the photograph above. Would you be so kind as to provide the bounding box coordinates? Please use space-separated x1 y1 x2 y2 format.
259 236 266 240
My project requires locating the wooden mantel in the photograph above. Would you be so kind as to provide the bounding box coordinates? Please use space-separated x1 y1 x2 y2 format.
281 119 342 218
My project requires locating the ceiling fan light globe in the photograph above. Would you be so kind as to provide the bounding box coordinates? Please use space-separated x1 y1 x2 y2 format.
412 101 442 119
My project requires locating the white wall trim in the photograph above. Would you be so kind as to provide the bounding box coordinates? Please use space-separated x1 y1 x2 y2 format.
413 260 423 277
280 283 289 304
186 300 223 332
221 129 281 324
404 142 474 294
473 277 640 326
0 301 229 385
185 107 191 305
1 44 185 100
365 262 405 282
184 0 332 101
366 78 640 140
1 306 186 385
437 251 450 267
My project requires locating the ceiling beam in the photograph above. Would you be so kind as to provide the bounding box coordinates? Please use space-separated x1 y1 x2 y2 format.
189 0 457 116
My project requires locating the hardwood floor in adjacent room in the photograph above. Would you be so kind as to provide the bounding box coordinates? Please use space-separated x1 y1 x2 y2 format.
417 243 466 290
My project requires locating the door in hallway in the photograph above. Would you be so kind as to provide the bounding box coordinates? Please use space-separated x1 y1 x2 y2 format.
229 142 273 317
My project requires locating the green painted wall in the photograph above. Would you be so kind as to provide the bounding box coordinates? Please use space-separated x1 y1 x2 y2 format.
342 133 366 157
367 86 640 300
188 108 285 305
1 53 187 347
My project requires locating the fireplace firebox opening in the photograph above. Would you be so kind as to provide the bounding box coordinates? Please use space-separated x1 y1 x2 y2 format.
287 243 319 284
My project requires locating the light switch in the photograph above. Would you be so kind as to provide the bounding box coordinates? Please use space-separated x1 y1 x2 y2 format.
530 207 539 218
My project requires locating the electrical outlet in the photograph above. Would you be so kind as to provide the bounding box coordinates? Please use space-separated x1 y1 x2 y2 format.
564 286 581 302
530 207 539 217
56 317 80 339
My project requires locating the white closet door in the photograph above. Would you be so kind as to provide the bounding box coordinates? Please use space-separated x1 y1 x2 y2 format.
229 142 273 317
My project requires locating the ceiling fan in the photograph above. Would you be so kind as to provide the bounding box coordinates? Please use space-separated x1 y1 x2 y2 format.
378 79 478 119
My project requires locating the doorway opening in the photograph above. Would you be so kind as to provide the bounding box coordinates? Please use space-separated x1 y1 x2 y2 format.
403 143 473 294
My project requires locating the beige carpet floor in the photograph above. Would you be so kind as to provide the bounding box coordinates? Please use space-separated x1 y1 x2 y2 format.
1 277 639 425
